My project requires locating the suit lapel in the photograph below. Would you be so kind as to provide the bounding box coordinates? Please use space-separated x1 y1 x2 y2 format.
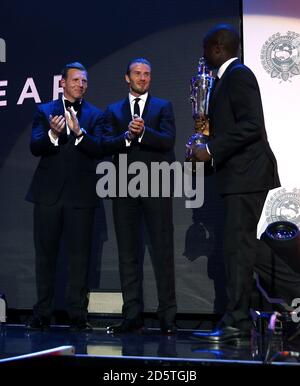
209 59 240 112
121 97 133 126
51 98 65 117
78 99 88 127
120 94 151 127
208 77 223 112
141 94 151 122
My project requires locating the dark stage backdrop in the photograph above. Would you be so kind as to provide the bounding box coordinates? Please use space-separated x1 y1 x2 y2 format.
0 0 241 313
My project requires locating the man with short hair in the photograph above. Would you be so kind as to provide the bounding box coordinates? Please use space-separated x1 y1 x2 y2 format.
26 62 104 331
102 58 177 334
189 24 281 341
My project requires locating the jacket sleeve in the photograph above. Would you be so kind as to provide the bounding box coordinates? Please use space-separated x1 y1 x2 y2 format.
100 107 128 155
141 101 176 151
76 109 105 159
30 106 60 157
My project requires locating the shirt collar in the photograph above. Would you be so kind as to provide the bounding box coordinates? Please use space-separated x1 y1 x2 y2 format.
62 95 82 108
129 92 148 104
217 57 238 79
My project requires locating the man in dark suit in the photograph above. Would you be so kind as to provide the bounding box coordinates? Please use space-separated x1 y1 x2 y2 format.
189 24 282 341
102 58 177 334
26 62 104 331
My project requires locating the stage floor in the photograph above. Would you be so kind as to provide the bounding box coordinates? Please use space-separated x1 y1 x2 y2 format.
1 322 300 368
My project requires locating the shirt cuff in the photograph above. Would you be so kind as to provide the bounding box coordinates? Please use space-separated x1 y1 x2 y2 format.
138 128 145 142
48 129 59 146
206 144 214 168
124 131 132 147
75 128 86 146
206 144 211 155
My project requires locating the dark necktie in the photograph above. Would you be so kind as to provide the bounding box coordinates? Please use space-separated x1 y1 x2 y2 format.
133 97 141 117
65 99 81 112
214 76 220 86
210 76 219 98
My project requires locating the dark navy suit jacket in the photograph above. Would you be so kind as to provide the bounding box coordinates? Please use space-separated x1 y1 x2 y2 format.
208 59 280 194
102 95 176 164
26 98 104 207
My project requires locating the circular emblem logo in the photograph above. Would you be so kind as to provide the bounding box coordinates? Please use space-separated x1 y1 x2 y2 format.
265 188 300 228
261 31 300 82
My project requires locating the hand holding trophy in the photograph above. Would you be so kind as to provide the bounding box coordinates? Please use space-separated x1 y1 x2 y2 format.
186 57 215 171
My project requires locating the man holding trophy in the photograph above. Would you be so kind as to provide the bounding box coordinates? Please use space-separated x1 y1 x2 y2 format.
188 24 281 342
186 57 214 173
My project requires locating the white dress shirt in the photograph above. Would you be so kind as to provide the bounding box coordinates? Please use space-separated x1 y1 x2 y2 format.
125 92 148 146
48 96 84 146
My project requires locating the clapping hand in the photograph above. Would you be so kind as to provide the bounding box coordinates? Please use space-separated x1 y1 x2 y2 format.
128 114 145 137
65 107 81 136
49 114 66 139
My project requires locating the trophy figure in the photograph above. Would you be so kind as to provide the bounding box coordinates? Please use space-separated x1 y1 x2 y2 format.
186 57 215 166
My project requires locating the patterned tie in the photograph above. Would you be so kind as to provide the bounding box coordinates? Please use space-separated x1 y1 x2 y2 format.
133 97 141 117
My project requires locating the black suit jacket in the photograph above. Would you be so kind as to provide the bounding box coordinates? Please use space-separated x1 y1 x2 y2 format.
102 95 176 164
208 59 280 194
26 98 104 207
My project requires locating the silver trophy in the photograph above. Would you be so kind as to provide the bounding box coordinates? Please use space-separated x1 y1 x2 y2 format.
186 57 215 163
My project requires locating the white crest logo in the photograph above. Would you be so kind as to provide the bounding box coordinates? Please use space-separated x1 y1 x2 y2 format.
265 188 300 228
261 31 300 82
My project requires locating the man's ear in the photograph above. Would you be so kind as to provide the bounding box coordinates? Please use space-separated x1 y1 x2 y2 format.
125 74 130 84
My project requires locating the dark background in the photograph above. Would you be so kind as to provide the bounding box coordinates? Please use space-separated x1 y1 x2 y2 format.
0 0 241 314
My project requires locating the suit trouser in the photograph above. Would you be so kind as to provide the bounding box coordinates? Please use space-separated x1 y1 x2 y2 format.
221 191 268 329
112 196 177 325
33 200 94 320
